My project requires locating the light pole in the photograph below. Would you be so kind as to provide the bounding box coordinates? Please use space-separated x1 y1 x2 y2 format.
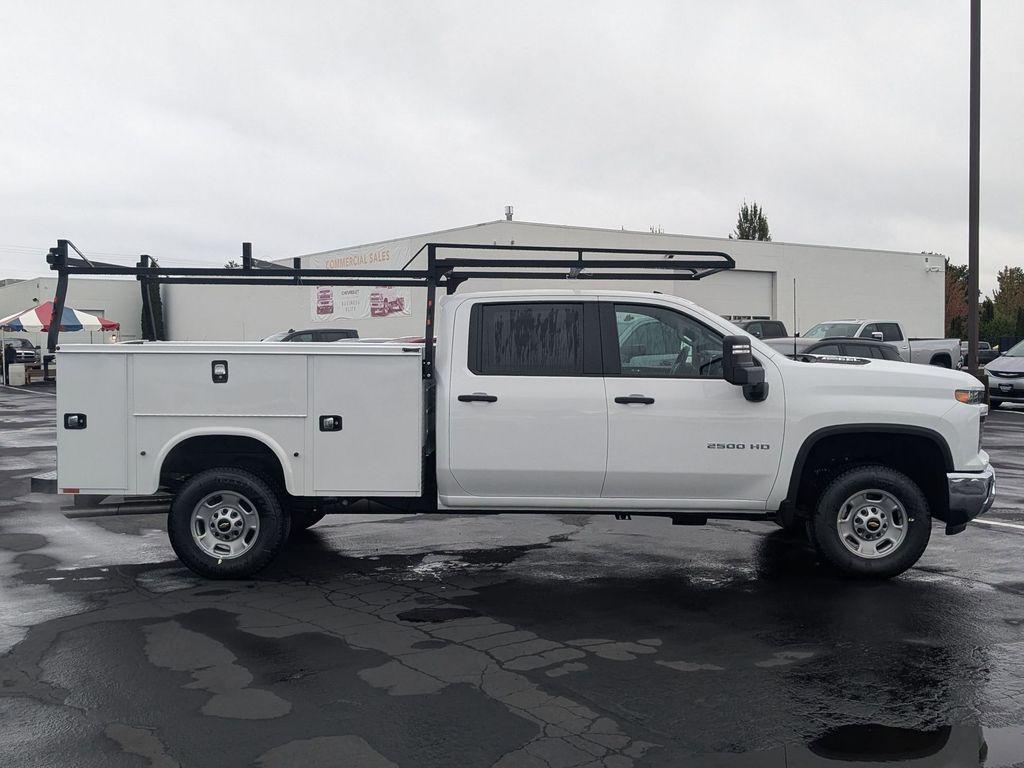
967 0 980 375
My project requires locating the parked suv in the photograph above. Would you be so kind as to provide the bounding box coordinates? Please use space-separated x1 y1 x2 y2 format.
765 337 902 361
986 338 1024 408
261 328 358 342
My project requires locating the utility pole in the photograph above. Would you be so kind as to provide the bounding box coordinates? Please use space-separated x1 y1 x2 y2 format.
967 0 981 375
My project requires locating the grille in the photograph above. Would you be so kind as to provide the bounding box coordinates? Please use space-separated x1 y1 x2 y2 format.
989 369 1023 378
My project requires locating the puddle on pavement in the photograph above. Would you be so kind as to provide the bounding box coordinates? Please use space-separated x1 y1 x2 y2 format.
673 722 1020 766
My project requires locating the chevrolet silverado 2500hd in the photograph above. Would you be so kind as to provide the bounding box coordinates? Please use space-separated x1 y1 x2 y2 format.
45 240 994 581
54 288 994 580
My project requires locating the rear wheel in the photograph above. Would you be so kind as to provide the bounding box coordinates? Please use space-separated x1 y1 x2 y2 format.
168 467 289 578
808 465 931 579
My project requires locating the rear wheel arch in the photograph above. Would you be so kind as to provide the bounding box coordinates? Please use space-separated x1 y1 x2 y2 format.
156 430 296 495
929 353 952 368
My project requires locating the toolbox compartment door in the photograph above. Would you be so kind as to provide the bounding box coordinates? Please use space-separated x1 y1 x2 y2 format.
56 352 128 492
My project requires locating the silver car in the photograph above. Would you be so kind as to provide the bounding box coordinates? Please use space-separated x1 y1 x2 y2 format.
985 339 1024 408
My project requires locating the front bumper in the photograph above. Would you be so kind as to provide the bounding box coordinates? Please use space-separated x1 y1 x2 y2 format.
988 376 1024 402
944 465 996 533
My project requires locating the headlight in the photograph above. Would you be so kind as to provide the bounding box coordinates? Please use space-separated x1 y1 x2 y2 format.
955 389 984 404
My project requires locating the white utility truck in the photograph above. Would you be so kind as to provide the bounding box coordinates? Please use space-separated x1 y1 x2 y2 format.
45 241 995 580
802 320 963 368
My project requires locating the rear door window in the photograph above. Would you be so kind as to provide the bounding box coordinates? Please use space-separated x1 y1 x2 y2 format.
469 302 598 376
762 321 785 339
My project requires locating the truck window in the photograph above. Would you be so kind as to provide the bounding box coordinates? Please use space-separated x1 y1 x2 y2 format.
288 332 315 342
877 322 903 342
317 330 357 342
610 304 723 378
811 343 843 356
859 324 879 339
763 321 785 339
472 303 586 376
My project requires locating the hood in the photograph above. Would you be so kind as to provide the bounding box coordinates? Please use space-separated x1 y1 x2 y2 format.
986 354 1024 375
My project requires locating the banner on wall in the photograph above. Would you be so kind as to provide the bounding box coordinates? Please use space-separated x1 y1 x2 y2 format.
308 241 414 322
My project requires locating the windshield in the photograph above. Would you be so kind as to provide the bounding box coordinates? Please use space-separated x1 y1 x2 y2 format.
261 331 289 342
803 322 861 339
1004 339 1024 357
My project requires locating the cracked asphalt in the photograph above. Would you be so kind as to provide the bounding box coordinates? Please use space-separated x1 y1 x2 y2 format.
2 387 1024 767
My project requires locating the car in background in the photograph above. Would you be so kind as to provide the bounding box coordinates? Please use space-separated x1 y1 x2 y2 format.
734 319 788 339
960 340 1000 366
802 319 961 368
3 337 40 364
261 328 359 342
764 336 903 361
985 338 1024 408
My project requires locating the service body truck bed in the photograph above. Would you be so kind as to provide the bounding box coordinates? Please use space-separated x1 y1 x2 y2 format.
57 343 424 498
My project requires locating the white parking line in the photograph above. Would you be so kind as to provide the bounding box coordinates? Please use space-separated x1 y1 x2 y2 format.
0 385 57 397
974 518 1024 532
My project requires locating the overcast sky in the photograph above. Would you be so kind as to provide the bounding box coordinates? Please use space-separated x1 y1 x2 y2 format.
0 1 1020 293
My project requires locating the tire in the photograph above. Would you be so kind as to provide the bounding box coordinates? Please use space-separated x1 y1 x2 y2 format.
808 464 931 579
929 355 952 369
989 399 1003 410
167 467 290 579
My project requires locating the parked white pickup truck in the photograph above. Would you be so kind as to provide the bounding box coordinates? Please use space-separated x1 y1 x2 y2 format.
46 240 994 581
802 320 962 368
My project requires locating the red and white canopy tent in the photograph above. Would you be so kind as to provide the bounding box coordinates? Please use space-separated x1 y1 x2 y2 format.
0 301 120 333
1 301 120 356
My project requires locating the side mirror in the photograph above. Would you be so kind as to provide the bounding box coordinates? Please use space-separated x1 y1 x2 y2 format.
871 332 884 341
751 329 762 338
722 336 769 402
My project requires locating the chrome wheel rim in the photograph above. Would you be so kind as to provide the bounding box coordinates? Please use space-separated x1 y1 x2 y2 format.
836 489 908 559
191 491 260 559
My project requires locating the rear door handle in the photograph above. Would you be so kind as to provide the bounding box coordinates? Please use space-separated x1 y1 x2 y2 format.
614 395 655 405
458 393 498 403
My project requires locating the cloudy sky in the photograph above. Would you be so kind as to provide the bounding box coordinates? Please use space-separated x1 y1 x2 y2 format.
0 1 1020 292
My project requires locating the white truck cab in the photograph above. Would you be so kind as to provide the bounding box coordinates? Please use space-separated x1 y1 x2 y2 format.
46 240 995 581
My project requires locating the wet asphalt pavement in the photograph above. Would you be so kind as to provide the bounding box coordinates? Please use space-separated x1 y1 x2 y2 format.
1 387 1024 767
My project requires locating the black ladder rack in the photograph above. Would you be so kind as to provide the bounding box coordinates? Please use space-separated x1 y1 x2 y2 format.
45 239 735 379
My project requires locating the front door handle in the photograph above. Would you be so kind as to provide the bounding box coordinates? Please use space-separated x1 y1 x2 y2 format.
458 393 498 403
614 395 655 405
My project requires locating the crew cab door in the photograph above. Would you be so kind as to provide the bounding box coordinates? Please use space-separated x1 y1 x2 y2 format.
446 300 607 498
600 300 784 506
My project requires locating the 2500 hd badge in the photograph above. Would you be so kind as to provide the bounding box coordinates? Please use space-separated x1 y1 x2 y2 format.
707 443 771 450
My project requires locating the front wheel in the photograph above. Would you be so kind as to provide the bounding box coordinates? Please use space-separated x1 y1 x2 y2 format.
168 468 290 579
808 465 931 579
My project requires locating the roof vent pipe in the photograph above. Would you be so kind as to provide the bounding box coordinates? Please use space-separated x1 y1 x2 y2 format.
505 205 514 221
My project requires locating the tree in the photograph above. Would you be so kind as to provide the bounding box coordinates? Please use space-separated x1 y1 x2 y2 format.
729 201 771 241
943 257 968 339
224 260 241 269
991 266 1024 323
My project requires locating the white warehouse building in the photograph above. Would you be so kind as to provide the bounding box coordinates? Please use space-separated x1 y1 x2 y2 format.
163 219 946 341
